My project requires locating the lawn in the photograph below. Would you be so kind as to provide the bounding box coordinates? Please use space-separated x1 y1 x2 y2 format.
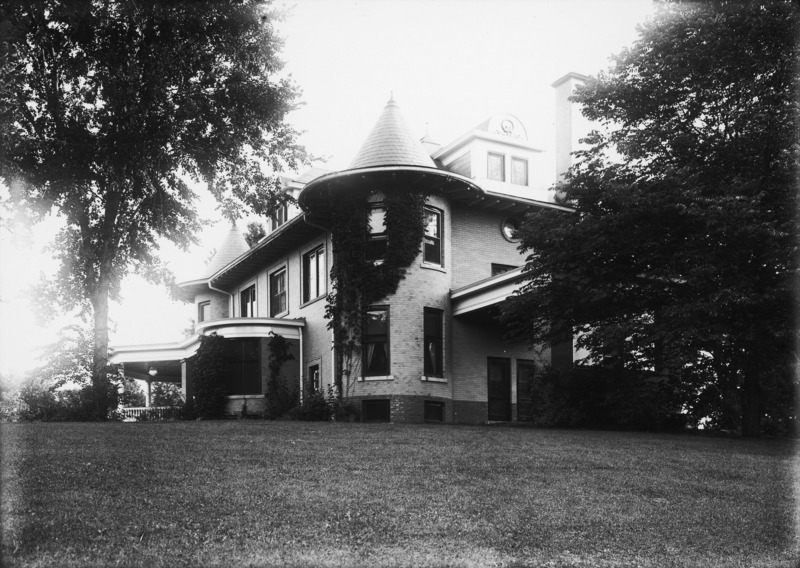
0 422 797 568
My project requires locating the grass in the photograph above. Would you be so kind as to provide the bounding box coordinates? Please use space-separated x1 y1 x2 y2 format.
0 422 797 568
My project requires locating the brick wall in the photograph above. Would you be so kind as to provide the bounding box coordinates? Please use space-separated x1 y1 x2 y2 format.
450 203 526 290
195 290 229 324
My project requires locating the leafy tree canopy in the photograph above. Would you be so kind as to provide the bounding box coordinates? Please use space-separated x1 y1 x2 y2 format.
502 0 798 436
0 0 307 417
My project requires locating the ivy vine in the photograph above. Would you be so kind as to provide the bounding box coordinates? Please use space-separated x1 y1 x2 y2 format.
265 331 295 419
325 186 429 394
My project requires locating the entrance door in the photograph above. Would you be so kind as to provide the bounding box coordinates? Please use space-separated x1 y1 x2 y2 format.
517 360 535 422
487 357 511 421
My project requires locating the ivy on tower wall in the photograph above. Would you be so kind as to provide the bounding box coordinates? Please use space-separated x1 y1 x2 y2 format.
325 186 429 394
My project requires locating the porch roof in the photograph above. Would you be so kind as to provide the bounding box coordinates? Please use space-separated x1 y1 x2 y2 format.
110 318 306 378
450 267 527 316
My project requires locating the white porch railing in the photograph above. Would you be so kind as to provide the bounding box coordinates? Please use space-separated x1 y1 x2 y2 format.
119 407 181 421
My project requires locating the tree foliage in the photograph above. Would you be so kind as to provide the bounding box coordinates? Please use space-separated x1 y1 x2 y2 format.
502 0 798 436
0 0 306 417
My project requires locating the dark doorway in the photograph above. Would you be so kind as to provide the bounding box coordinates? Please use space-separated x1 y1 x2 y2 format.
487 357 511 421
517 360 535 422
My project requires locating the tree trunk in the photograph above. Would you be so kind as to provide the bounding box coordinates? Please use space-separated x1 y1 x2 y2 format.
91 281 111 420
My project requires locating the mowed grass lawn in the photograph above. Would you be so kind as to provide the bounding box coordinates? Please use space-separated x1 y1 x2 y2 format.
1 422 797 568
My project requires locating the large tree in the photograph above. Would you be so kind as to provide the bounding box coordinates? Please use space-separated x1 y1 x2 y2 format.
0 1 306 417
502 0 798 436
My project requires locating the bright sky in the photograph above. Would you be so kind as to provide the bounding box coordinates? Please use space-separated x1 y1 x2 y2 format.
0 0 655 378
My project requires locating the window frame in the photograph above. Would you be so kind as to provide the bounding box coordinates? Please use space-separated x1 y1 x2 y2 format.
422 207 443 267
362 306 390 377
510 156 528 186
198 301 211 323
239 283 257 318
302 244 326 305
270 204 288 231
423 308 444 378
487 152 505 181
268 267 288 317
366 204 388 262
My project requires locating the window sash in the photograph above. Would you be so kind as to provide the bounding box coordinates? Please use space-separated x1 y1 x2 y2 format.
240 286 256 318
269 270 286 317
270 205 288 231
423 309 443 377
198 301 210 323
423 209 442 265
511 157 528 186
303 246 325 303
363 307 390 376
488 153 505 181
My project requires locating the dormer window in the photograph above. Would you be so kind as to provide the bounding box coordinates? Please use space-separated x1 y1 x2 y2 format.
511 157 528 186
366 205 387 261
270 204 288 231
488 152 505 181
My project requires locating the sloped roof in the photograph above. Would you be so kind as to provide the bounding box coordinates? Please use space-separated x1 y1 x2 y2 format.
349 96 436 169
197 224 249 280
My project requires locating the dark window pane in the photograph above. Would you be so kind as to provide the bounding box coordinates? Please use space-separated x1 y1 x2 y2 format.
423 209 442 265
423 309 443 377
424 401 444 422
240 285 256 318
363 307 389 376
227 338 261 395
270 270 286 317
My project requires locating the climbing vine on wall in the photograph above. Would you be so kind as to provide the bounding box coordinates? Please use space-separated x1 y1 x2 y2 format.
325 186 429 394
265 332 295 419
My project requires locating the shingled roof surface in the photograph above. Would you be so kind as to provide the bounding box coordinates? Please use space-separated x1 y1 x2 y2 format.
199 224 249 280
348 97 437 170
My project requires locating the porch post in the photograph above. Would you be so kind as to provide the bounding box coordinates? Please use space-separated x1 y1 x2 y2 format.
145 379 152 408
181 358 193 403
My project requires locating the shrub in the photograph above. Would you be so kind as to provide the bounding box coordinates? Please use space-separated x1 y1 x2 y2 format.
17 380 120 422
529 366 684 432
192 334 229 419
288 386 361 422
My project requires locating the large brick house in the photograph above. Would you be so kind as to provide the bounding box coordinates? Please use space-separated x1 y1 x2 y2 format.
110 74 586 423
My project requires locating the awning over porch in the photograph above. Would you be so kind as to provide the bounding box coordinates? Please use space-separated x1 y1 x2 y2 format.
450 267 527 317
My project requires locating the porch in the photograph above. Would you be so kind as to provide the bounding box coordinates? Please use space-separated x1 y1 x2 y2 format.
109 317 305 414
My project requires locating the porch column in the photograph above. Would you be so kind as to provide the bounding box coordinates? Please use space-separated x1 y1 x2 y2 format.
181 358 194 403
145 379 152 408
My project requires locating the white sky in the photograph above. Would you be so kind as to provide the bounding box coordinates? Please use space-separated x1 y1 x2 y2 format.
0 0 655 378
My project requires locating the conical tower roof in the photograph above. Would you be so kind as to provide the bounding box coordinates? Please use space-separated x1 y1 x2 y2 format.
201 223 249 279
298 96 485 219
349 96 436 169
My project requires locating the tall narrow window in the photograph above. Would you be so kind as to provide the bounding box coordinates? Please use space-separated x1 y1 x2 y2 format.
423 308 444 377
308 364 320 394
363 307 389 376
240 285 256 317
303 245 325 304
488 153 505 181
270 204 288 231
511 157 528 186
198 301 211 323
269 269 286 317
423 208 442 266
366 205 387 261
